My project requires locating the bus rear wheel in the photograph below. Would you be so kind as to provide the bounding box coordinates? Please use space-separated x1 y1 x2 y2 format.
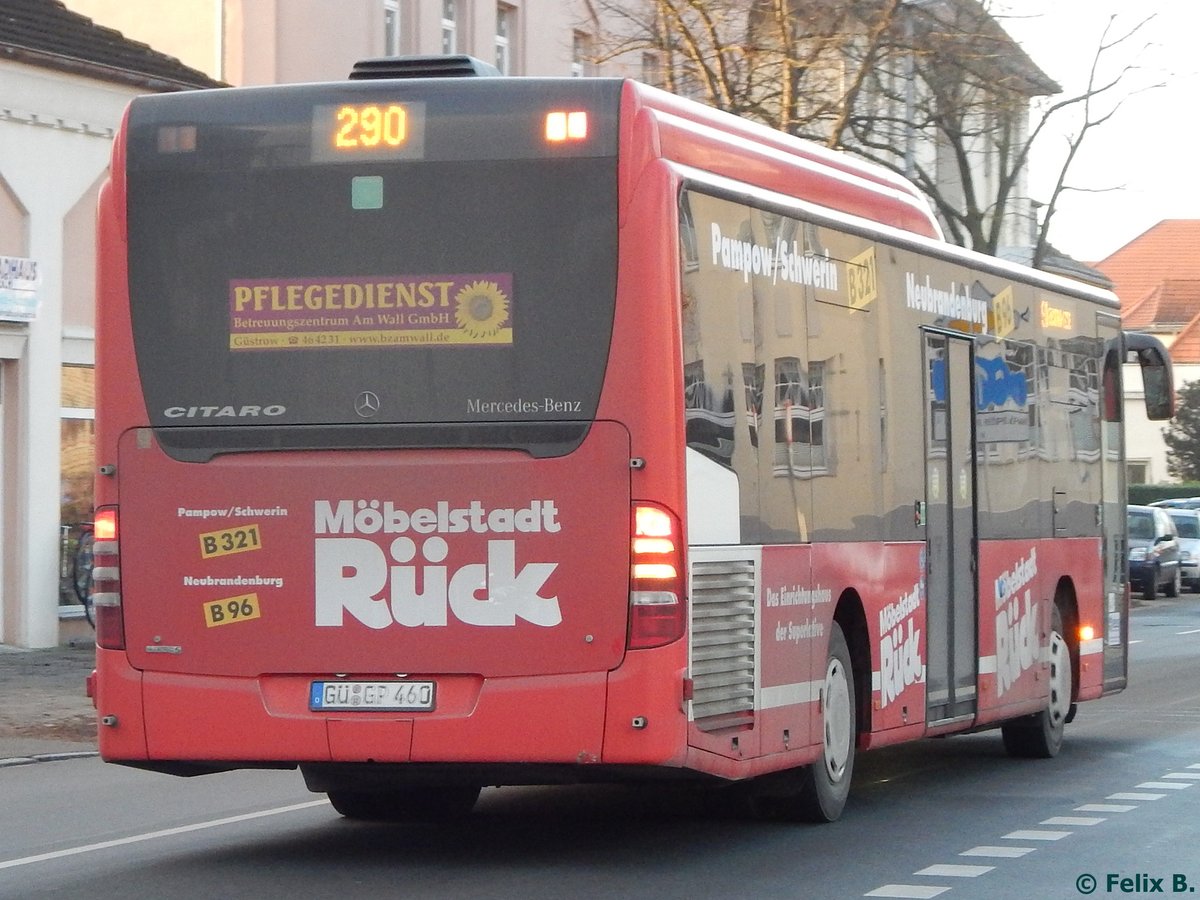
1001 605 1071 759
328 784 481 822
758 622 856 823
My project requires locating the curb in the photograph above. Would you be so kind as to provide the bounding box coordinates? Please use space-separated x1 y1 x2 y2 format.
0 750 98 769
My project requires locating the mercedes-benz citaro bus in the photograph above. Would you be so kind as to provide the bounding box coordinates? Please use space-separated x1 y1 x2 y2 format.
90 55 1174 823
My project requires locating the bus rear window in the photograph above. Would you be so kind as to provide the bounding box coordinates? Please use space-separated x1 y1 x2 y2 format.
124 82 620 460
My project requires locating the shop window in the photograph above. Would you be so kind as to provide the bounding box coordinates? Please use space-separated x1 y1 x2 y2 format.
60 366 95 528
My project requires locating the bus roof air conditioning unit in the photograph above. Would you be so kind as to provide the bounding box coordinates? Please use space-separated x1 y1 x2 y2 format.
349 55 501 80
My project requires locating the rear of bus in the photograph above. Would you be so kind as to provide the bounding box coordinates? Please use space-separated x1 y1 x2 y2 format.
92 69 691 799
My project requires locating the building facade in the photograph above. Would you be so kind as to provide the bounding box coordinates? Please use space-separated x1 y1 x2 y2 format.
0 0 1054 647
0 1 219 647
1095 220 1200 485
64 0 610 84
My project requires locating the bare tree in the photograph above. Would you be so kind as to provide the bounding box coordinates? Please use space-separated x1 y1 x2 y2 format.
587 0 1158 264
1015 13 1163 267
839 0 1061 253
845 2 1161 263
588 0 905 127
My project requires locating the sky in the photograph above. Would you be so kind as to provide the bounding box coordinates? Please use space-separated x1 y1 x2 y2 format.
992 1 1200 262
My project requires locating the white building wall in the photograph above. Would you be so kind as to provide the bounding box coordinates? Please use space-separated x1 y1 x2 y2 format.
249 0 588 82
1124 359 1199 486
67 0 600 85
0 62 140 646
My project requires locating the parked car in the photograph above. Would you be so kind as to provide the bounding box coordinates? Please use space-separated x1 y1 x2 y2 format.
1128 505 1181 600
1165 508 1200 592
1149 497 1200 509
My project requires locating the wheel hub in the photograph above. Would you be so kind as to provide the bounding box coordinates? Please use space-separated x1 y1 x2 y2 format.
823 657 852 782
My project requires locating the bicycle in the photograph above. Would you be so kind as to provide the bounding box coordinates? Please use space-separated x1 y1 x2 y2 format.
59 521 95 628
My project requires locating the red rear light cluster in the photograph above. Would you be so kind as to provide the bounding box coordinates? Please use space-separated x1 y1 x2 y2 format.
628 504 686 650
92 506 125 651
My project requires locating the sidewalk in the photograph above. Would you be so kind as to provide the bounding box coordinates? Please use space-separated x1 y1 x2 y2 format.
0 641 98 764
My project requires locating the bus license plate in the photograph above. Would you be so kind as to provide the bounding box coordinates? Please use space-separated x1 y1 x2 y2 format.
309 681 435 712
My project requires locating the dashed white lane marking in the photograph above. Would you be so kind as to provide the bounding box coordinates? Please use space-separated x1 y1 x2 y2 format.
960 846 1035 858
0 800 329 871
1040 816 1105 826
1109 791 1166 800
1177 629 1200 635
1002 829 1071 841
913 865 993 878
865 760 1200 897
864 886 950 899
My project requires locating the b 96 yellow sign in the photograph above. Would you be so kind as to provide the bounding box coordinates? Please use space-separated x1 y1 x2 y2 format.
204 593 261 628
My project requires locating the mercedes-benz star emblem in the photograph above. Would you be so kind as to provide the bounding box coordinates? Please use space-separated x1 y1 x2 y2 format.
354 391 381 418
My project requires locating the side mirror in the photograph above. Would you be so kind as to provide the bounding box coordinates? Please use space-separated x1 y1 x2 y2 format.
1126 332 1175 420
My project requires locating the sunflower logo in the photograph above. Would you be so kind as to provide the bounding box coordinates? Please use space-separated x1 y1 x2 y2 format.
454 280 510 340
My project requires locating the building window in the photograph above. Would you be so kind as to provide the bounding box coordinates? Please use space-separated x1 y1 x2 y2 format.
384 0 401 55
1127 461 1149 485
641 52 661 87
773 357 828 476
495 4 514 74
60 365 95 613
442 0 457 54
572 31 591 77
743 363 764 449
684 361 735 464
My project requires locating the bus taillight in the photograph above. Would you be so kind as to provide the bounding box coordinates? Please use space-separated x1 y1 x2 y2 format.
92 506 125 651
94 507 117 541
629 504 686 650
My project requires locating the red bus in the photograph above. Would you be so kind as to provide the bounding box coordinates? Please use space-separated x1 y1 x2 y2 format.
91 56 1174 823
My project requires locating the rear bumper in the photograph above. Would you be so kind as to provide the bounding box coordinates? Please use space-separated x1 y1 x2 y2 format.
93 647 688 773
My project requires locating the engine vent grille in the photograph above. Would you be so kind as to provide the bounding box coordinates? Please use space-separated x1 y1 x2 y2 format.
690 558 756 730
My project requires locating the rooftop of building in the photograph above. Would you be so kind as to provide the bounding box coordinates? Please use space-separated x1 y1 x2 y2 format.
1 0 223 91
1094 220 1200 311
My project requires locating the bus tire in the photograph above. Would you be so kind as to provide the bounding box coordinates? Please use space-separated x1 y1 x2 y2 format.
1001 605 1071 759
328 784 481 822
760 622 856 823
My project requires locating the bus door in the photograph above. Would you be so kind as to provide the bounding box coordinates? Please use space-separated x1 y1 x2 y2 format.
923 331 979 724
1097 312 1128 690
